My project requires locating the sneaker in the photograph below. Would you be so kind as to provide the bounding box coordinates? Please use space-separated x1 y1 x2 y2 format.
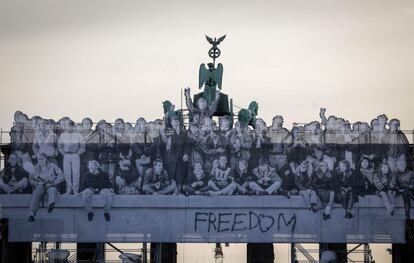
28 215 35 222
104 212 111 222
47 202 55 213
87 212 94 222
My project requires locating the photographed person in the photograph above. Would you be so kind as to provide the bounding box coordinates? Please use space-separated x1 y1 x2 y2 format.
58 120 85 194
32 119 58 163
79 160 114 222
186 123 205 170
333 160 357 219
356 155 376 196
162 115 188 192
229 121 252 171
142 159 176 195
373 162 397 216
79 117 98 173
10 111 30 153
183 162 209 195
131 118 152 178
295 160 319 213
201 127 228 173
184 87 220 126
313 161 335 220
386 118 409 172
395 156 414 219
0 154 29 194
232 159 252 195
96 120 117 182
27 154 65 222
116 159 140 195
248 156 282 195
208 155 236 196
267 115 292 161
274 153 297 198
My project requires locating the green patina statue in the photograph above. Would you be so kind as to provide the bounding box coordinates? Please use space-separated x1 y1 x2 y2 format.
198 62 223 105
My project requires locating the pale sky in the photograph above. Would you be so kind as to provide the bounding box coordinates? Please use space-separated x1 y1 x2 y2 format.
1 0 412 262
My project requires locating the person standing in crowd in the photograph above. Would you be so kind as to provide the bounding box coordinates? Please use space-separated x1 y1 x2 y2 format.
58 120 85 195
369 116 389 164
333 160 357 219
183 162 209 195
113 118 132 179
313 161 335 220
79 160 114 222
248 156 282 195
142 159 176 195
79 117 98 174
250 118 270 170
274 153 297 198
201 127 228 174
356 155 376 195
373 162 397 216
96 120 117 183
116 159 140 194
208 155 237 196
161 115 188 192
131 118 152 179
10 111 30 153
229 121 252 171
395 156 414 219
295 160 319 213
386 118 410 172
32 119 58 163
186 122 205 171
267 115 292 166
286 126 307 172
27 153 65 222
0 154 29 194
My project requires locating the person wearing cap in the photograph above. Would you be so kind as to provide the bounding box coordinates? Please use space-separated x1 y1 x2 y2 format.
142 159 176 195
116 159 140 194
79 160 114 222
248 156 282 195
208 155 237 195
58 119 85 195
0 153 30 194
27 153 65 222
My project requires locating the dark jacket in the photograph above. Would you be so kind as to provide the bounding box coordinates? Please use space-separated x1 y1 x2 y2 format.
80 170 113 192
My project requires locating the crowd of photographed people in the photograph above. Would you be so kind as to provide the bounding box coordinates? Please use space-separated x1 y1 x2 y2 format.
1 95 413 223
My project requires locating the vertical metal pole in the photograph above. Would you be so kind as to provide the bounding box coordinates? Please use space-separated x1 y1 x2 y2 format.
291 243 296 263
364 243 369 263
143 242 147 263
230 98 233 120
